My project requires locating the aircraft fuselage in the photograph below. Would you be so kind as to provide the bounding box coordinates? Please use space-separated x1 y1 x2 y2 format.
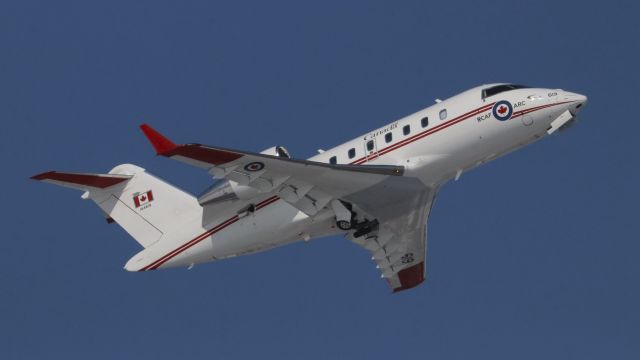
126 84 586 271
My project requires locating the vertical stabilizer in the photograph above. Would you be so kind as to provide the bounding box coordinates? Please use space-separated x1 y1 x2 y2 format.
31 164 202 248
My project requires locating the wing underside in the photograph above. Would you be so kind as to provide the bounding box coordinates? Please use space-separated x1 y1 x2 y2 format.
345 177 436 291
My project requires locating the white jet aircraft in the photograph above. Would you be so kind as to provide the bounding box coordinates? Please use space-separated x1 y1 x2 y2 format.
32 84 587 292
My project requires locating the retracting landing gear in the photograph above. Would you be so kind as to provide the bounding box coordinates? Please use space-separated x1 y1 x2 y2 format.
337 220 352 231
331 199 378 237
331 200 355 230
237 203 256 218
353 219 379 238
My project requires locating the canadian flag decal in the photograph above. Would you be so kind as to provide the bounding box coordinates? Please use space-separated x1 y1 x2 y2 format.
133 190 154 208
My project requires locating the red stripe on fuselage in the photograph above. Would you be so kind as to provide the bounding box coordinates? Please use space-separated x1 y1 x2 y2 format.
256 195 280 210
351 103 495 164
143 216 239 271
350 100 575 165
511 100 573 119
140 195 280 271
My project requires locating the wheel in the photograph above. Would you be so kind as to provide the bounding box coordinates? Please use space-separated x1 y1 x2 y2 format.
336 220 352 230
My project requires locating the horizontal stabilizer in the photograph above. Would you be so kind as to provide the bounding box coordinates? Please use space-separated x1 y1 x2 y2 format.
30 171 132 191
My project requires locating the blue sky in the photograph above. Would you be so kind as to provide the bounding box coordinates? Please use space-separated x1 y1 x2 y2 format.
2 0 639 358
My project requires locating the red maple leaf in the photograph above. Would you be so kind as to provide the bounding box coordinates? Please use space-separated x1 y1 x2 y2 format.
140 195 146 202
497 105 508 115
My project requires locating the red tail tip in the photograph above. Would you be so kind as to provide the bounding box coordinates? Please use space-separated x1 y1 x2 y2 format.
140 124 178 155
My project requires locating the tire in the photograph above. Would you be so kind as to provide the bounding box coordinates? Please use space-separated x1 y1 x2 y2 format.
337 220 352 230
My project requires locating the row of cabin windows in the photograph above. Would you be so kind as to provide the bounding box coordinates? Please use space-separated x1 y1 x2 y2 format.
328 108 449 165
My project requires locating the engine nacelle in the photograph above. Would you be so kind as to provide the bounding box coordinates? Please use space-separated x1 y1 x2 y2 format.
198 146 291 206
229 180 259 199
260 146 291 158
197 179 260 206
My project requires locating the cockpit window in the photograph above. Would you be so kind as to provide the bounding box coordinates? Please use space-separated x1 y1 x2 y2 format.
482 84 529 99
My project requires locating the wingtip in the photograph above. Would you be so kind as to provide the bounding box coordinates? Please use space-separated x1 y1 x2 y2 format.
140 124 178 155
31 171 56 180
392 262 425 293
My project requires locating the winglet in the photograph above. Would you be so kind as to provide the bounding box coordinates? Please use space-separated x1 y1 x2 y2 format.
140 124 178 155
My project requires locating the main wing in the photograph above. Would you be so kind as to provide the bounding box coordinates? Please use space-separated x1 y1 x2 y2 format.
344 177 437 292
140 124 404 216
140 124 436 292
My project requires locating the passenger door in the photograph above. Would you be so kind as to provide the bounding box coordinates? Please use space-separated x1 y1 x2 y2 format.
364 137 379 162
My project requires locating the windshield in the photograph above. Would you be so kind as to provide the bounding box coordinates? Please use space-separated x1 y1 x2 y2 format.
482 84 529 99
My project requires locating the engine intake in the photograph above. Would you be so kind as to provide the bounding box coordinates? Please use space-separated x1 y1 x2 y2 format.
261 146 291 158
198 146 291 206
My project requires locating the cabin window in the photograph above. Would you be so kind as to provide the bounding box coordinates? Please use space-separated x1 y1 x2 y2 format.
366 140 374 151
403 125 411 136
329 156 337 165
385 132 393 143
439 109 447 120
421 116 429 128
348 148 356 159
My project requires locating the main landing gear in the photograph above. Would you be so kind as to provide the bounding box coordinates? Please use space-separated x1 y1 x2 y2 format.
352 219 379 238
331 200 378 237
337 219 352 231
332 199 356 230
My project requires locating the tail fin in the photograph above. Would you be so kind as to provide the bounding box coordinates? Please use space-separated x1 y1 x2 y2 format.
31 164 202 248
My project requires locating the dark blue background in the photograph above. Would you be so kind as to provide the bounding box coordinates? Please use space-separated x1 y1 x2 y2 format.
2 1 638 358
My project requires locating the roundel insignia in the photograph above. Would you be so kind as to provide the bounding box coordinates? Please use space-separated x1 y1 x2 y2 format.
492 100 513 121
244 162 265 172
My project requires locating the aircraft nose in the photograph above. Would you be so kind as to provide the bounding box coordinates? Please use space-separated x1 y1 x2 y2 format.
563 91 588 114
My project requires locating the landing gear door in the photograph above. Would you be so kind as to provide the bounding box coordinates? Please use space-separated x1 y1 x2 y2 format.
364 137 379 161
